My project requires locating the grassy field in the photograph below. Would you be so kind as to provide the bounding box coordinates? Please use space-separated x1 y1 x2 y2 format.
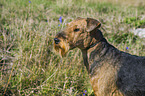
0 0 145 95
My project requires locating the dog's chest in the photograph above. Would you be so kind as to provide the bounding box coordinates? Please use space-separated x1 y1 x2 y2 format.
89 61 119 95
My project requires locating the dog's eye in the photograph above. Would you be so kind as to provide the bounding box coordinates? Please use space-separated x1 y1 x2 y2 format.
74 28 80 32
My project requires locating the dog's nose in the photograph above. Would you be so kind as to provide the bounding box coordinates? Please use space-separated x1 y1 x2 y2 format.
54 38 60 44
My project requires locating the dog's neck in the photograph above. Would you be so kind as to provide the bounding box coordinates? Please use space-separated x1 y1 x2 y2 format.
88 39 110 60
82 37 120 74
81 37 107 73
81 29 121 74
81 49 90 73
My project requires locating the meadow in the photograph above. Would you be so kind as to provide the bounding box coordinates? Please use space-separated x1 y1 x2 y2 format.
0 0 145 95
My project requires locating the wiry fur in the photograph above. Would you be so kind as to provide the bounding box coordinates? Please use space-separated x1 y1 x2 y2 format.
54 38 69 57
88 39 145 96
54 17 145 96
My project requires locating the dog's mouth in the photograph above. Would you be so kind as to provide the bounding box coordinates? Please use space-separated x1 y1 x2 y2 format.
54 40 70 57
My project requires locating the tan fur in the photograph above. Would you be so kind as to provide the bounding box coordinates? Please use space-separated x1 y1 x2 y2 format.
54 38 70 57
89 62 123 96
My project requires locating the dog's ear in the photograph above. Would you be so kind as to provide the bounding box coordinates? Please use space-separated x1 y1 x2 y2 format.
86 18 101 32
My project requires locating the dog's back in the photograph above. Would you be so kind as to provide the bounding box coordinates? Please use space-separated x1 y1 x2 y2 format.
117 53 145 96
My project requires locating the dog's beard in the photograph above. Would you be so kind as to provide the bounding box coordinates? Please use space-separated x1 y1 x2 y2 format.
54 41 70 57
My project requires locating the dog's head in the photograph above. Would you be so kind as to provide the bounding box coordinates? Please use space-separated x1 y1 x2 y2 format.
54 17 103 57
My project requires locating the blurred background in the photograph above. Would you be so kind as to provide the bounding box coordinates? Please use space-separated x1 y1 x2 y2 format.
0 0 145 95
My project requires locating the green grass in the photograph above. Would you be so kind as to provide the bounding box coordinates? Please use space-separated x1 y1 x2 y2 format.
0 0 145 95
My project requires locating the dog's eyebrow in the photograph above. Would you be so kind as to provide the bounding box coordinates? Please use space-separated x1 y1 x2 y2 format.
57 32 66 39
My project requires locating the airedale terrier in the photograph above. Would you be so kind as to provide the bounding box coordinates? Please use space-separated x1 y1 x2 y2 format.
54 17 145 96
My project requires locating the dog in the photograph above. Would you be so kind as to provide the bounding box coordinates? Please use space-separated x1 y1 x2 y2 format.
54 17 145 96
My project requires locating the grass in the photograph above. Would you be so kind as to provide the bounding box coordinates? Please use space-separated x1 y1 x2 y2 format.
0 0 145 95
